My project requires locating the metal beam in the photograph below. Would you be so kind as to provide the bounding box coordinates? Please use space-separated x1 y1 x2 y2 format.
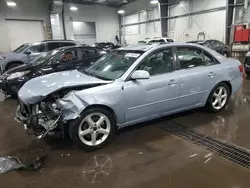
225 0 234 45
121 19 161 27
159 0 169 37
161 6 226 20
121 6 226 27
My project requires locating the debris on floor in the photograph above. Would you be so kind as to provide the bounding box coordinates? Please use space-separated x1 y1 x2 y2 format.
61 154 71 157
0 156 24 174
0 155 47 174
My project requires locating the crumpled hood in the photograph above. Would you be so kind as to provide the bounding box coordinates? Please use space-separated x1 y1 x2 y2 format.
18 70 112 104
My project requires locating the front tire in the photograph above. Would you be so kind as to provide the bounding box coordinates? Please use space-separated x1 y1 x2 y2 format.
69 107 116 151
205 83 231 113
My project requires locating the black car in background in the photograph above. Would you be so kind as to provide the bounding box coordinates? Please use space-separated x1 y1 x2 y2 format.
0 46 103 96
92 42 121 52
187 40 231 57
244 51 250 76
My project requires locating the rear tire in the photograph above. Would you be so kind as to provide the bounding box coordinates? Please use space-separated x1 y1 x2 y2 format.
222 52 229 58
69 107 116 151
205 83 231 113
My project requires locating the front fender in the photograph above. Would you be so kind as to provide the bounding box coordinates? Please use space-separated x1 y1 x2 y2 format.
57 82 125 125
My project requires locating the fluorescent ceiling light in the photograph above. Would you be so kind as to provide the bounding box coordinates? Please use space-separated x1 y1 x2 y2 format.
179 2 185 7
118 9 125 14
7 1 16 7
70 6 78 11
150 0 158 4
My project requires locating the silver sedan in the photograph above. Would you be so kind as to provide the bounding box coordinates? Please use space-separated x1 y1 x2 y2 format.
17 43 243 151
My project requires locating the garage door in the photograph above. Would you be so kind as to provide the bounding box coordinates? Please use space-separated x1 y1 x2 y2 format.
73 21 96 45
6 20 45 51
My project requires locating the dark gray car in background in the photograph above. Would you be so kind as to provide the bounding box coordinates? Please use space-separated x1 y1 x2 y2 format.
0 40 78 73
187 40 231 57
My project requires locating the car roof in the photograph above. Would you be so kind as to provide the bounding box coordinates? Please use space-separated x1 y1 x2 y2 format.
41 40 76 43
50 45 96 51
117 43 202 52
153 37 172 39
118 44 160 51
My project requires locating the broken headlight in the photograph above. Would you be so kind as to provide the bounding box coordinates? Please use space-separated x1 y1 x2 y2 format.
7 71 30 80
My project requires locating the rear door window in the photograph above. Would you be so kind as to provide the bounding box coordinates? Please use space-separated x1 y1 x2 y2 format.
81 48 99 58
177 47 205 69
28 43 46 53
47 42 61 51
60 42 76 47
177 47 218 69
51 49 78 64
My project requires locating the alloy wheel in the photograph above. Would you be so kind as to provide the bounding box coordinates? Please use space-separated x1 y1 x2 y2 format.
78 113 111 146
212 86 228 110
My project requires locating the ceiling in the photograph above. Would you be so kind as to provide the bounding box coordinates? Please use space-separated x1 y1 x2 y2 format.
65 0 137 7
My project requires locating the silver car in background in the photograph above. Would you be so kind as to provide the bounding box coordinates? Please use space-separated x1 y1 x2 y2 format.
16 43 243 151
0 40 77 73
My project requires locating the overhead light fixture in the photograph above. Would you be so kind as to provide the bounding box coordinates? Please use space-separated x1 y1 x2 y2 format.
6 1 16 7
118 9 125 14
150 0 159 4
179 2 184 7
70 6 78 11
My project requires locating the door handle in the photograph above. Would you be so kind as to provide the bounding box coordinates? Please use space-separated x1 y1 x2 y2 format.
208 72 216 78
168 79 178 86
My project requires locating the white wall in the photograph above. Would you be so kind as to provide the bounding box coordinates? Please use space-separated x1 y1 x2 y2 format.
233 0 250 24
0 0 51 52
122 8 162 44
64 4 119 43
119 0 161 44
168 0 226 42
72 21 96 45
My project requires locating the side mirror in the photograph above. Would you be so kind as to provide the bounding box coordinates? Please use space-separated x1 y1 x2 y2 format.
24 50 31 55
131 70 150 80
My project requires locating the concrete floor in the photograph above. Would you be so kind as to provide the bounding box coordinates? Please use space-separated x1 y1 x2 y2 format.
0 79 250 188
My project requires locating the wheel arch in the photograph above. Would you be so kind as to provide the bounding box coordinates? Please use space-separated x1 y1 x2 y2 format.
84 104 117 124
206 80 232 103
220 81 232 95
5 61 25 70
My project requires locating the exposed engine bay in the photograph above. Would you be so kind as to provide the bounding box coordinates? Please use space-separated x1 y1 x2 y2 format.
16 87 88 139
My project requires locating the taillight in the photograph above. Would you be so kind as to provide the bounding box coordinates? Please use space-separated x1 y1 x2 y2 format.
238 64 246 78
239 64 243 73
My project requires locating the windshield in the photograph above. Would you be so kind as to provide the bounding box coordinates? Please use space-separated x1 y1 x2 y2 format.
82 50 144 80
13 44 31 53
31 49 60 65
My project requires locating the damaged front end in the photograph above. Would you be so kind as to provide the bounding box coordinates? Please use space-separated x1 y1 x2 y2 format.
16 85 104 139
16 97 63 139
